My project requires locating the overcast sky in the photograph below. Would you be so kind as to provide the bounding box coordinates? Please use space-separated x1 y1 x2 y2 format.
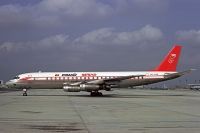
0 0 199 85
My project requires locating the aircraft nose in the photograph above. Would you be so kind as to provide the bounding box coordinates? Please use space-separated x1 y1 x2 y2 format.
5 80 16 88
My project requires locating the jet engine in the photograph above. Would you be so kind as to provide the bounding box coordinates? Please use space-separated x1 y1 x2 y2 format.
63 84 100 92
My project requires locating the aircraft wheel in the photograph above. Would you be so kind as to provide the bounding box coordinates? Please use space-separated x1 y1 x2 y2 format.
22 89 27 96
90 92 95 96
98 92 103 96
90 91 103 96
23 93 27 96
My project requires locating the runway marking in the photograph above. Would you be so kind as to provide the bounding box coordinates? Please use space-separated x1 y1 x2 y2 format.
67 95 91 133
26 124 83 132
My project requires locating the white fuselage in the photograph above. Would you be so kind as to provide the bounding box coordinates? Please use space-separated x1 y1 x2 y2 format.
6 71 177 89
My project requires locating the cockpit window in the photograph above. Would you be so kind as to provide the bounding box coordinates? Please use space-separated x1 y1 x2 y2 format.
13 76 20 79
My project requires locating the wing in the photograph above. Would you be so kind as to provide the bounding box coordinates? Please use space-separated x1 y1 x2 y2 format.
66 75 145 86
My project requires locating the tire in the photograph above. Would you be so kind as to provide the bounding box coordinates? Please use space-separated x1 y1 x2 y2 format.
23 93 27 96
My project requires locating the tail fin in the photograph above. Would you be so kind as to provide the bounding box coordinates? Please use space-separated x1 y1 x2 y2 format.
153 45 182 71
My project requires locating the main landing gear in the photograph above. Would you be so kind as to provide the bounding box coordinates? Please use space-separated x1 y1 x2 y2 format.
22 89 27 96
90 91 103 96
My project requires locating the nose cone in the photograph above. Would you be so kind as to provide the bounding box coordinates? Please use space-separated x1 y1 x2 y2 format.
5 80 16 88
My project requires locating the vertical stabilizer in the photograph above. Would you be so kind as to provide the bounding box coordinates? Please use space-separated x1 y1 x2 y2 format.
153 45 182 71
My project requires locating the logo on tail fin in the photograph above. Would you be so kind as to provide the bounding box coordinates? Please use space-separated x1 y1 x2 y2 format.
168 54 176 64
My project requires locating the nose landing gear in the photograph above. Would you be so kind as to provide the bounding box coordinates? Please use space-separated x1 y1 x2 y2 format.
22 89 27 96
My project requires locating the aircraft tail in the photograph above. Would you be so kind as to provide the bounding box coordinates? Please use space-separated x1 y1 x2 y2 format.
153 45 182 71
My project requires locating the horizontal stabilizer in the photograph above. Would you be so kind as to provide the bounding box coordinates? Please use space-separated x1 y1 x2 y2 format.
164 69 195 79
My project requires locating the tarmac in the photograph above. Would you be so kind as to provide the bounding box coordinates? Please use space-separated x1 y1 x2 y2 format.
0 88 200 133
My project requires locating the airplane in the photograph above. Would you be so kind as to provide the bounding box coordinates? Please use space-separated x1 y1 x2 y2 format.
6 45 192 96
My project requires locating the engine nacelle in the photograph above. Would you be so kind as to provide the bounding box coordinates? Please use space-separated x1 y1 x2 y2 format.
63 85 81 92
63 84 100 92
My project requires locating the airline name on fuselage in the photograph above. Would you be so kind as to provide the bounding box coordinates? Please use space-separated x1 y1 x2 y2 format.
60 73 97 77
61 73 77 76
